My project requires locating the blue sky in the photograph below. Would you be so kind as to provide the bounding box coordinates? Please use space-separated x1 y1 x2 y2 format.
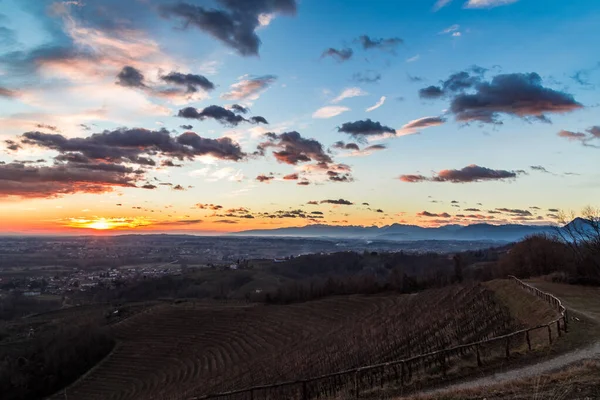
0 0 598 233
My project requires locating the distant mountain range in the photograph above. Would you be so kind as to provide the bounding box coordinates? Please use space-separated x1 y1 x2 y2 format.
230 223 560 242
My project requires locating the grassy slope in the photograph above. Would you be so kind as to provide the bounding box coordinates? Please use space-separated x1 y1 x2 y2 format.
404 279 600 400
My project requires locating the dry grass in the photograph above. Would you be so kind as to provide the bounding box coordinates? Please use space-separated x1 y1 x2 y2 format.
407 360 600 399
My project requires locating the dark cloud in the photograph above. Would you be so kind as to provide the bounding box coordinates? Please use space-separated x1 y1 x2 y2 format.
180 124 193 130
215 219 238 224
464 208 481 212
356 35 403 52
116 66 146 88
0 161 141 198
496 208 532 216
19 127 247 164
337 119 395 140
417 211 451 218
231 104 249 114
4 140 22 151
196 203 223 210
161 160 182 167
327 171 353 182
400 165 520 183
530 165 550 173
178 105 268 127
558 126 600 147
375 209 384 213
365 144 386 151
399 174 428 183
419 69 485 99
256 174 274 183
79 124 92 131
419 85 444 99
297 180 310 186
450 72 582 123
258 131 332 165
332 141 360 151
352 70 381 84
35 124 59 132
283 173 299 180
548 208 559 212
320 199 353 205
154 219 203 226
0 86 17 98
178 105 245 126
173 184 186 191
321 47 353 62
159 1 297 56
307 201 319 205
176 132 247 161
161 72 215 93
435 165 519 183
250 116 269 124
141 184 157 190
442 71 482 92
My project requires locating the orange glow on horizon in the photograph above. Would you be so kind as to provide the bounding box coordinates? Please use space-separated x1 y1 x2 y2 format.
64 217 154 230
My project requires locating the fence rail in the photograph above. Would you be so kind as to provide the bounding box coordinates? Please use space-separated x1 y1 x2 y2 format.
192 277 567 400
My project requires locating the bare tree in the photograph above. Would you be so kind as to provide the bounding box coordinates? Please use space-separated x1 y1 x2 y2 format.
555 206 600 275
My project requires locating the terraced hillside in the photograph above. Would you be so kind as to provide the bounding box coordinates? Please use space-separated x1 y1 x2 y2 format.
49 283 525 400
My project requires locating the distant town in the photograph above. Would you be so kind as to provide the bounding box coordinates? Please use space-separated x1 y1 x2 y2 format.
0 235 499 302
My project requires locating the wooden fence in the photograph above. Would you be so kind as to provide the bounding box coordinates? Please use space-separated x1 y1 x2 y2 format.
192 277 567 400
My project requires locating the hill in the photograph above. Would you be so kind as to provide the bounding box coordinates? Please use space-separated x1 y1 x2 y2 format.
46 281 556 400
231 222 555 242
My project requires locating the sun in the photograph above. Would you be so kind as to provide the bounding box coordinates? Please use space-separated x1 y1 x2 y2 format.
87 219 112 230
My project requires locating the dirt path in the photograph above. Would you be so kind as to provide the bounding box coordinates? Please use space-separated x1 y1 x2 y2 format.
413 281 600 397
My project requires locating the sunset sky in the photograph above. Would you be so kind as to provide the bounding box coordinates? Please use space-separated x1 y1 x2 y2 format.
0 0 599 234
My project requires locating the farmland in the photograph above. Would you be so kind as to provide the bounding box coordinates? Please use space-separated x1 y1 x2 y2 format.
45 280 553 400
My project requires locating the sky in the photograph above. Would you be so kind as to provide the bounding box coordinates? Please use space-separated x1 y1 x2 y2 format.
0 0 599 234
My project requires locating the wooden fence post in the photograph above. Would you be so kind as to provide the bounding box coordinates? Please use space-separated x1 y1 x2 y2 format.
476 345 482 367
547 325 552 345
505 336 510 359
354 370 360 399
302 380 307 400
249 388 254 400
557 320 561 337
526 330 531 351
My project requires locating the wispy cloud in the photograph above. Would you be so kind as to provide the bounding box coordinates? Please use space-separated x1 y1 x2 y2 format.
396 116 445 136
221 75 277 101
464 0 520 8
365 96 386 112
331 87 368 104
440 24 460 34
313 106 350 119
406 55 420 63
433 0 453 11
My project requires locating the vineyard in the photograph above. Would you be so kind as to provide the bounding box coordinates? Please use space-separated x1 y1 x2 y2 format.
49 281 555 400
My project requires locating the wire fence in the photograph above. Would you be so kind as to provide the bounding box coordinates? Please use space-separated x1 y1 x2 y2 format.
191 277 567 400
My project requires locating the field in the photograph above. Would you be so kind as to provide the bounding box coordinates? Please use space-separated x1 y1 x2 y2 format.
46 280 554 400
